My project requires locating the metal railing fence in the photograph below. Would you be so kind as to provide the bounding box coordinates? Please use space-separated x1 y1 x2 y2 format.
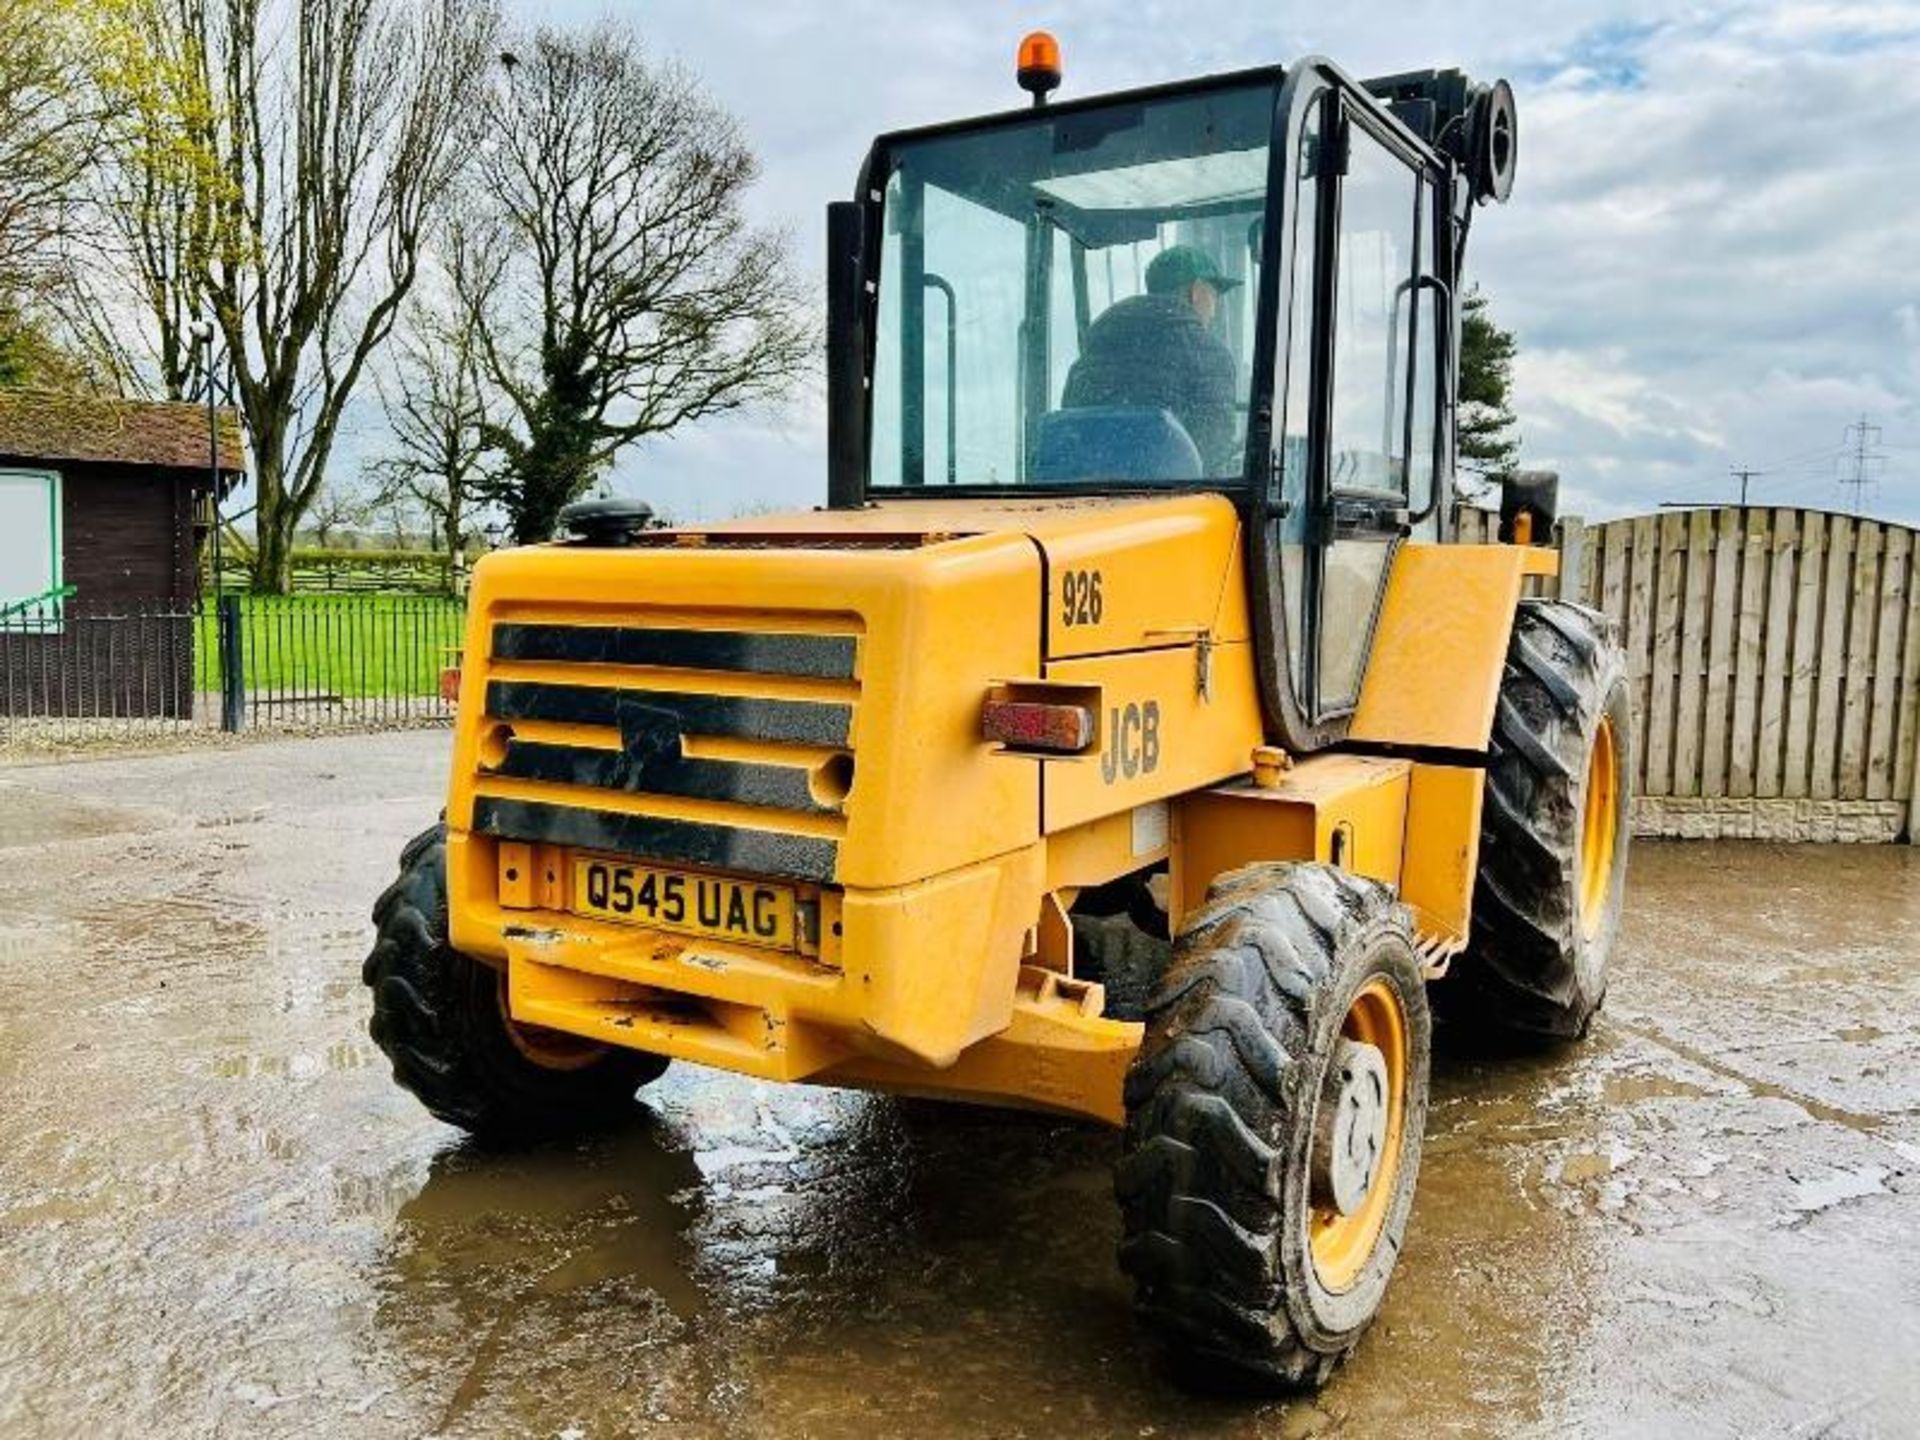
0 592 466 752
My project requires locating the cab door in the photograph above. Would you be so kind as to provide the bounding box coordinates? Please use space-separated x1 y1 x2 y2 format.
1255 71 1447 749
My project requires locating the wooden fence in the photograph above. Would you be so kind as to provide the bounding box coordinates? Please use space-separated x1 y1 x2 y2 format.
208 547 458 596
1456 505 1920 842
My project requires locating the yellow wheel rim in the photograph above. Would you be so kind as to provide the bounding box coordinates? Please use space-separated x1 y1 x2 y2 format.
497 969 605 1072
1578 714 1620 940
1309 977 1409 1293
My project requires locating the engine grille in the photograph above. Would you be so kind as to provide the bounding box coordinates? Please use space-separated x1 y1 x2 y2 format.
469 617 859 884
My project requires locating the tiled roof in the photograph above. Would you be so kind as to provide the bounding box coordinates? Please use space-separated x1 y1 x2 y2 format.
0 387 245 477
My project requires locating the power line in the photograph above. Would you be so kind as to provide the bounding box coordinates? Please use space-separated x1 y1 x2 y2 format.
1754 465 1847 495
1664 421 1906 517
1660 463 1804 512
1754 438 1848 471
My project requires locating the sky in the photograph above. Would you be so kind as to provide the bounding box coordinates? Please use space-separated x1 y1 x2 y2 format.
446 0 1920 525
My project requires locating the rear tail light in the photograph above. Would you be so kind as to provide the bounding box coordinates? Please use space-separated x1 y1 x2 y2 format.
982 684 1099 754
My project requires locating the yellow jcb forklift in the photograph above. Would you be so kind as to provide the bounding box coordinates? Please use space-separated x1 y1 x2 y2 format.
365 35 1630 1388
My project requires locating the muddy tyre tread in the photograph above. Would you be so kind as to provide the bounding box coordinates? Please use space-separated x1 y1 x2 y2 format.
1453 600 1632 1042
363 824 665 1142
1116 863 1421 1390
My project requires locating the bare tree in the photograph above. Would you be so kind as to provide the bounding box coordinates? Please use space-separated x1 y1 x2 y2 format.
453 27 813 542
367 486 420 549
366 294 492 569
93 0 499 589
303 476 370 547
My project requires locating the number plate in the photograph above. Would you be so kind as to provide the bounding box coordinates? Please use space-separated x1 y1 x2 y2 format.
571 857 796 950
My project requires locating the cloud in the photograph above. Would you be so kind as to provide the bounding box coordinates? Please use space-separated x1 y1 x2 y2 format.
512 0 1920 524
1469 5 1920 516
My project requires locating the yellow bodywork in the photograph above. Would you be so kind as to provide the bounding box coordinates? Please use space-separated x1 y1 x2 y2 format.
443 494 1546 1124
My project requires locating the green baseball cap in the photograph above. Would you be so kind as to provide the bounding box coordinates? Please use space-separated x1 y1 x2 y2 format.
1145 244 1241 296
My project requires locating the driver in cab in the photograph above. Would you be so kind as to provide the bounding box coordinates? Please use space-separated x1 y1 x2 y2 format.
1061 244 1240 475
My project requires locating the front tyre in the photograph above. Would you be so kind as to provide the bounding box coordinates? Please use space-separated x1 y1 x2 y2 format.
1116 862 1432 1390
363 824 668 1143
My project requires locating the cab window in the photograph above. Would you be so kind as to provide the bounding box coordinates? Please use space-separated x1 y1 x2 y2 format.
1317 114 1428 713
1327 126 1420 497
868 81 1276 490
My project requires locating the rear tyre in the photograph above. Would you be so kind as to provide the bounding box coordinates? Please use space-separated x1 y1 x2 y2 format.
1443 600 1632 1042
363 824 668 1143
1116 862 1431 1390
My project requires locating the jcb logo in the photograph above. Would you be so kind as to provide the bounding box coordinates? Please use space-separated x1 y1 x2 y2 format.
1101 700 1161 783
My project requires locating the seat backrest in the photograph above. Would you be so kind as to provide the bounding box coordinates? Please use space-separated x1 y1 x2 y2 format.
1030 406 1204 485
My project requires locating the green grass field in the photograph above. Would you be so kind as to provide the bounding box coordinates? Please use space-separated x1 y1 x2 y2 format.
195 594 467 699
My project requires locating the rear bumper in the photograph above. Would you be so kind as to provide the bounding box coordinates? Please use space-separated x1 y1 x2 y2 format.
447 828 1139 1124
448 829 1119 1081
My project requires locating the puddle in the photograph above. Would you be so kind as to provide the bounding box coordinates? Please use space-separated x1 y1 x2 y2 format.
4 740 1920 1435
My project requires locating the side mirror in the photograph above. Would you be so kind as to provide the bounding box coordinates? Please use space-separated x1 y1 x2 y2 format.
1499 469 1558 545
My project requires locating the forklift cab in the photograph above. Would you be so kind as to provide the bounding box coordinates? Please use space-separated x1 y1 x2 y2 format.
826 56 1518 753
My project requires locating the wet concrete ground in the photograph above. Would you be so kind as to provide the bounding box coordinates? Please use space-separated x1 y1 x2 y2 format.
2 732 1917 1439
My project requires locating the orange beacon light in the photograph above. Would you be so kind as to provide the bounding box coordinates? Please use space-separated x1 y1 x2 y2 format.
1016 31 1062 104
